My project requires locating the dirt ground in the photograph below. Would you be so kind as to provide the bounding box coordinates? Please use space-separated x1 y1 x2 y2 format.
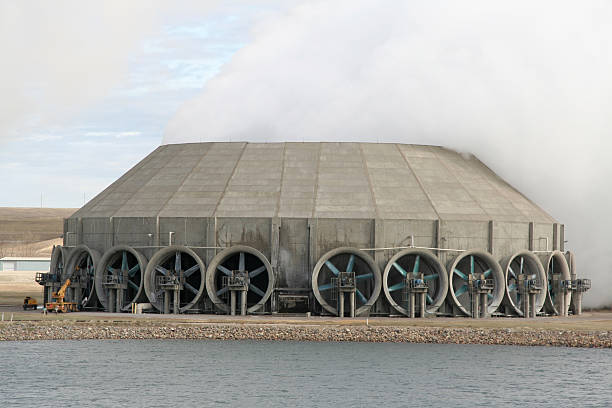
0 270 45 306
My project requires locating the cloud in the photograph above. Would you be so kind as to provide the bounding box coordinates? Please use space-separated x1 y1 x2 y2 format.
84 131 141 138
165 0 612 307
0 0 234 144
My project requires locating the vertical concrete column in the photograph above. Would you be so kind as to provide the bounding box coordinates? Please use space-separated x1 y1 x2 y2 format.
409 292 415 318
163 290 170 314
240 290 247 316
349 292 355 318
109 217 115 248
205 217 218 265
155 216 161 248
560 224 565 252
74 287 81 306
173 290 179 314
270 218 280 314
373 218 384 314
338 292 345 318
308 218 317 314
529 293 536 318
108 290 116 313
230 291 236 316
63 219 68 246
77 217 84 245
435 219 441 257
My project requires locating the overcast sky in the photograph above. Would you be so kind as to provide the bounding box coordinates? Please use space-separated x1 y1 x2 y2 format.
1 1 611 305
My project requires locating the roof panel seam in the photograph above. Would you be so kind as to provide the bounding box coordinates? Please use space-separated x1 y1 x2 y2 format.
311 143 323 218
275 142 288 218
155 144 213 217
395 144 441 220
431 148 492 220
211 142 248 217
359 143 380 219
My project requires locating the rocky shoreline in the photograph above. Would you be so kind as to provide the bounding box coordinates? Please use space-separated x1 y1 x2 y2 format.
1 321 611 347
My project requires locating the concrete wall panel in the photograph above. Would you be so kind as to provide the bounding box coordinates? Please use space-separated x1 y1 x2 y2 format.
216 217 272 259
64 218 78 247
278 218 309 289
113 217 156 248
534 223 555 251
158 217 208 247
492 221 530 259
316 218 374 255
82 217 112 252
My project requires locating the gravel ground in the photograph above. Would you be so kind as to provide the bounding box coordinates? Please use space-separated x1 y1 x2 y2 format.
1 321 611 347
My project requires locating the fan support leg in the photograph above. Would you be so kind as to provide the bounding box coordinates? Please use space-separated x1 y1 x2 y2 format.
240 291 247 316
108 290 115 313
230 291 237 316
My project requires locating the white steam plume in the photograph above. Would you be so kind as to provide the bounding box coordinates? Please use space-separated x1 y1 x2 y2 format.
165 1 612 307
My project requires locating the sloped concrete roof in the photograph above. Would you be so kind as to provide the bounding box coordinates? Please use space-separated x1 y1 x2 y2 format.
72 142 555 222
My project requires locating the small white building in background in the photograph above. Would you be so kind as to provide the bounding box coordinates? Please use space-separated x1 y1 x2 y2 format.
0 257 50 272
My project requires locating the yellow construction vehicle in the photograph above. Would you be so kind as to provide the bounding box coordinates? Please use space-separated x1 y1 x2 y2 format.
23 297 38 310
45 278 77 313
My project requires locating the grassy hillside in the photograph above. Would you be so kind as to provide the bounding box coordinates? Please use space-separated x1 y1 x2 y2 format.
0 207 76 258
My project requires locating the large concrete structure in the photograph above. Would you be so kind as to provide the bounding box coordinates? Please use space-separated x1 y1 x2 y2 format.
42 142 589 317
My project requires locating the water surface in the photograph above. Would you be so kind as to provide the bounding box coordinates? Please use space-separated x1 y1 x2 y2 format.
1 340 611 407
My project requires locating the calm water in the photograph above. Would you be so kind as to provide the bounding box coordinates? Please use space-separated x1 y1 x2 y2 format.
1 340 611 407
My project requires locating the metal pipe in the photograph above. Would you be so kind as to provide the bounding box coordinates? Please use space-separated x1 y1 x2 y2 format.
349 292 355 318
339 292 345 317
360 245 466 252
409 292 415 318
133 245 227 249
168 232 174 246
